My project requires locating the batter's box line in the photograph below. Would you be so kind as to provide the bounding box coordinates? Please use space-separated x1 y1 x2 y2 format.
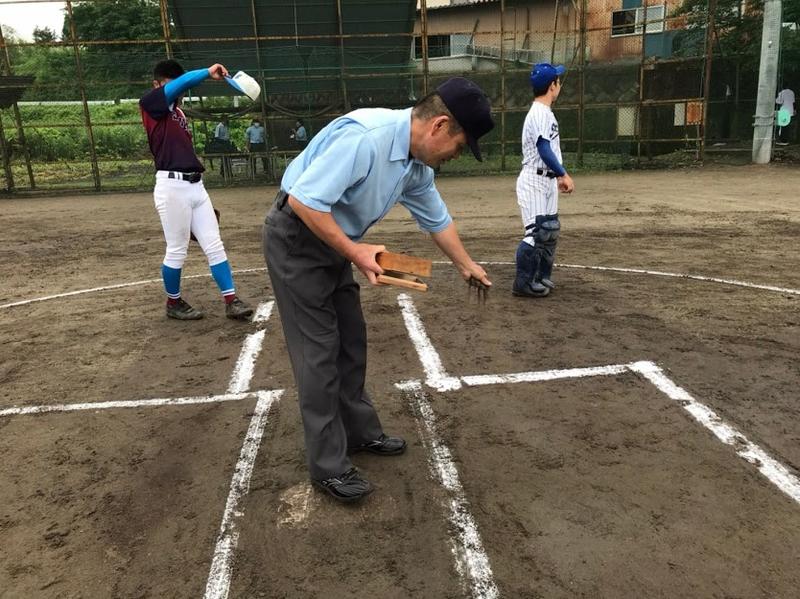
396 293 800 598
0 390 281 418
397 292 800 506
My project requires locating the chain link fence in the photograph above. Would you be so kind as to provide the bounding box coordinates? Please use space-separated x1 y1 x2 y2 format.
0 0 796 193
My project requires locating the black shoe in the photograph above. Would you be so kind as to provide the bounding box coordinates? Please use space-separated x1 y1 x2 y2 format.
312 467 374 503
540 277 555 290
166 298 204 320
350 434 407 456
512 281 550 298
225 296 254 321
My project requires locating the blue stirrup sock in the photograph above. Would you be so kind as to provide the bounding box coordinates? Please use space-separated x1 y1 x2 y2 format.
162 264 182 301
210 260 236 301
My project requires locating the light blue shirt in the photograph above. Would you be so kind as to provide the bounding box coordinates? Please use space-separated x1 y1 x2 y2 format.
214 122 230 141
246 124 266 144
282 108 451 241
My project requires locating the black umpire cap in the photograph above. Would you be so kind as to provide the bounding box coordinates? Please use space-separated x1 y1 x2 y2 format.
436 77 494 162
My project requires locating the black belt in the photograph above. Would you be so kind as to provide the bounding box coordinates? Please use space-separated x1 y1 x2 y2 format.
168 171 202 183
536 168 558 178
274 190 297 218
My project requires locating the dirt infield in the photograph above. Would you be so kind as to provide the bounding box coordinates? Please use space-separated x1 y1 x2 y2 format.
2 165 800 598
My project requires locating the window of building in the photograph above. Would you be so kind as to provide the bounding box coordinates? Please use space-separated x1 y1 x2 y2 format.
414 35 451 59
611 4 666 37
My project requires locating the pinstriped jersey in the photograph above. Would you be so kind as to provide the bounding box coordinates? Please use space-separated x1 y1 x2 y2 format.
520 101 561 171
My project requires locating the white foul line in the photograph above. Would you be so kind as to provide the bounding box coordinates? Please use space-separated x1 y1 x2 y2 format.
227 301 274 394
628 361 800 505
0 391 259 418
3 264 797 311
557 263 800 296
462 364 628 387
397 380 499 599
397 293 461 391
203 389 283 599
0 267 267 310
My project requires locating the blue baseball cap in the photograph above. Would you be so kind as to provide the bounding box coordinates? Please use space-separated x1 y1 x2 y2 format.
530 63 566 90
436 77 495 161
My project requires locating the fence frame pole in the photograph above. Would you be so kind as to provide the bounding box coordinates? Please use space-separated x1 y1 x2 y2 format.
65 0 101 191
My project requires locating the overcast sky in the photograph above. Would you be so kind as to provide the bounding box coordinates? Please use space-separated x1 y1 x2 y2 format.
0 1 65 41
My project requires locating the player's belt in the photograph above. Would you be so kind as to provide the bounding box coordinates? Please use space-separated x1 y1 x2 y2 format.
157 170 202 183
535 168 558 178
169 171 202 183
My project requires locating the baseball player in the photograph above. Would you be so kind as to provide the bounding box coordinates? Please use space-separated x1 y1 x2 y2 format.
140 60 253 321
513 62 575 298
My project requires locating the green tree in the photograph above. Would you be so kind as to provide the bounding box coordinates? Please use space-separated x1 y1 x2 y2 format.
62 0 166 99
0 25 24 68
32 27 58 44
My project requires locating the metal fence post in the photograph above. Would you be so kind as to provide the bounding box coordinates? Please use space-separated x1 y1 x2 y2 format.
0 112 14 192
500 0 507 171
335 0 351 112
65 0 101 191
0 25 35 189
700 0 718 162
250 0 272 179
158 0 173 58
637 0 648 165
420 0 429 96
577 0 586 166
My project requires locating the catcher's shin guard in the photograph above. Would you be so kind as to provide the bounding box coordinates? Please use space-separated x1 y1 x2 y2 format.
532 216 560 282
513 240 548 296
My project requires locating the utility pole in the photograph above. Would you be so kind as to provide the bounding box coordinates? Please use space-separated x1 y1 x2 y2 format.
752 0 782 164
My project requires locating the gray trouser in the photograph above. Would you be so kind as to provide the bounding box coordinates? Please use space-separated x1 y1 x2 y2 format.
263 194 383 480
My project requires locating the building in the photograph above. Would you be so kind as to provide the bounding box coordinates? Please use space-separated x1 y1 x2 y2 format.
413 0 686 70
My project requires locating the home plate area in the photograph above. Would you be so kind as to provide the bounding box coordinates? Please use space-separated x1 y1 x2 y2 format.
3 290 800 599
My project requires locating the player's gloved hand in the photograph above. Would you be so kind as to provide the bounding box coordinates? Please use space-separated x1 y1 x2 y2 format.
350 243 386 285
207 64 230 80
557 173 575 193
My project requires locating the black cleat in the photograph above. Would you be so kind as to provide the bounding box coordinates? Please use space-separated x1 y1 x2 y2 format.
166 298 204 320
225 297 254 321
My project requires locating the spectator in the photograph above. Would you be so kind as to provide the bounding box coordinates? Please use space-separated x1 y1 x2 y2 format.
290 118 308 147
245 118 269 174
214 116 230 143
211 116 236 176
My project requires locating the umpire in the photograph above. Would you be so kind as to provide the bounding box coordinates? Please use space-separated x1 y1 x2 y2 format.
263 78 494 503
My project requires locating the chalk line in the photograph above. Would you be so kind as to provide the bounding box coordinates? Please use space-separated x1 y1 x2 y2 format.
0 391 259 418
397 380 498 599
227 301 274 394
628 361 800 505
397 293 461 391
203 390 283 599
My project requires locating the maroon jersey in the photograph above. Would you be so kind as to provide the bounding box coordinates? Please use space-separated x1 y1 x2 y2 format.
140 87 204 173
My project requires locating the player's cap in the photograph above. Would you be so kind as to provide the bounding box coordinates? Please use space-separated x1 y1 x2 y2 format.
530 63 566 90
225 71 261 102
436 77 494 162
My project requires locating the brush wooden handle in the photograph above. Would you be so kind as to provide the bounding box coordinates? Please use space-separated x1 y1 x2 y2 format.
376 274 428 291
